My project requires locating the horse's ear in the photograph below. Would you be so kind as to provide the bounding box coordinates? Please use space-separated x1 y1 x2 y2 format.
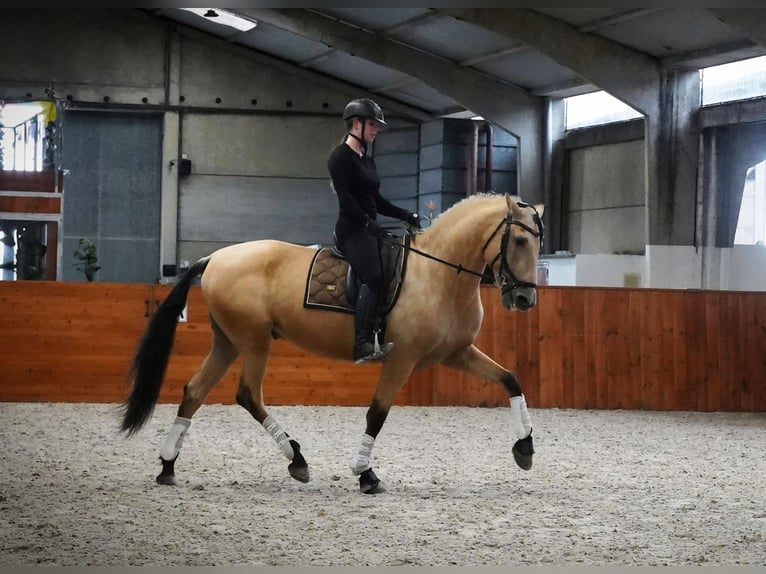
507 194 525 218
505 193 521 210
534 204 545 217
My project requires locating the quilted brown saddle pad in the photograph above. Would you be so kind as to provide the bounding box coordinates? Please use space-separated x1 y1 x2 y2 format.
303 236 408 315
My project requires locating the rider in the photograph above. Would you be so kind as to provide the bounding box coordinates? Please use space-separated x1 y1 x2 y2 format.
327 97 421 364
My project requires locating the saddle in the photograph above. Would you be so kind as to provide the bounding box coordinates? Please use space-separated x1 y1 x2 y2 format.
303 234 410 317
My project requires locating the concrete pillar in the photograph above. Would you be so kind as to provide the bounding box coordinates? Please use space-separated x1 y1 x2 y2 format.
646 68 701 246
159 30 182 281
545 98 566 252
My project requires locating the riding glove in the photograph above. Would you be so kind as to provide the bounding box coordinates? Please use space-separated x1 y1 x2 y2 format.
404 212 422 229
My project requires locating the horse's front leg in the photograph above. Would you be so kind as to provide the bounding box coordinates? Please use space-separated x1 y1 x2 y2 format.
350 360 413 494
441 344 534 470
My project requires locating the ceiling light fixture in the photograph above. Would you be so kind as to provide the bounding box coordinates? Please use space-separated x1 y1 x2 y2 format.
179 8 257 32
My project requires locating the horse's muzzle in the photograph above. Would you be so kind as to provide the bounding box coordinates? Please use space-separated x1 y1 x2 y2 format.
502 286 536 311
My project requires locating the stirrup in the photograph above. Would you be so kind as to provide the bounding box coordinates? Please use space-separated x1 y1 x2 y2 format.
355 343 394 364
354 333 394 365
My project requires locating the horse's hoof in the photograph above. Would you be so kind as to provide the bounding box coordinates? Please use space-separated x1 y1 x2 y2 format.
287 439 310 483
359 468 385 494
362 481 386 494
156 472 177 486
512 433 535 471
288 462 310 483
156 456 178 485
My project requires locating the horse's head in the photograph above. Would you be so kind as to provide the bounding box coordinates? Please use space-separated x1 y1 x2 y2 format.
485 195 545 311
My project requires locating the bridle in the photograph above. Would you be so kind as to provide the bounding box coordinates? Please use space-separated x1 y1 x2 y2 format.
482 201 544 292
381 201 544 288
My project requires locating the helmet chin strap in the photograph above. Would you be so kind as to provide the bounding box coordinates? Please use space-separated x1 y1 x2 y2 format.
347 120 368 153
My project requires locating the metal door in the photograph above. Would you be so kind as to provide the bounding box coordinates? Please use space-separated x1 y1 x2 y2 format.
62 111 162 283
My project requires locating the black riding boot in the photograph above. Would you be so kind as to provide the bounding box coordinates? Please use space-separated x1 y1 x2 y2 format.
354 284 394 364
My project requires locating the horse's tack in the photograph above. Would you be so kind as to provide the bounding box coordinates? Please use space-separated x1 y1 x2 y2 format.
378 202 544 289
303 235 409 315
303 250 352 312
303 202 544 315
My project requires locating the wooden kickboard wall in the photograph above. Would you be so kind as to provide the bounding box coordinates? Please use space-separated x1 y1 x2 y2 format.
1 281 764 411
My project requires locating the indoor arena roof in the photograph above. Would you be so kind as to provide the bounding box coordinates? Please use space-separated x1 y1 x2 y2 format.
145 8 766 120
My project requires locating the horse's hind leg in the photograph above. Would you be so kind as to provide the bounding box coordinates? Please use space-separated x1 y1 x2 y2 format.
235 341 310 484
441 344 534 470
157 320 238 485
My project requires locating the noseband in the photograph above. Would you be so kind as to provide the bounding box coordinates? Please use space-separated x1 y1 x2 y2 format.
481 202 544 292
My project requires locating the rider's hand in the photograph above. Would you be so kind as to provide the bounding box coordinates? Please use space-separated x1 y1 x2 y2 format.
404 212 421 229
365 218 386 238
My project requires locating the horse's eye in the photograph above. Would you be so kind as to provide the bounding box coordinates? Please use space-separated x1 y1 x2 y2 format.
514 236 528 248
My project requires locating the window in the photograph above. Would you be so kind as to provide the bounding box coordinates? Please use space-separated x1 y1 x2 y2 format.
0 220 52 280
701 55 766 106
734 161 766 246
1 102 60 281
0 101 51 171
564 91 642 130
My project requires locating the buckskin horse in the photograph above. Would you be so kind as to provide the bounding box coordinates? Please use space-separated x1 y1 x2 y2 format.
120 193 544 494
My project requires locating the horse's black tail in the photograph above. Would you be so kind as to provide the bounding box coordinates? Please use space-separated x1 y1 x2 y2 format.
120 256 210 436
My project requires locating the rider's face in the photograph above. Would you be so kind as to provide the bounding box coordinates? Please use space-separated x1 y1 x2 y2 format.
354 118 381 144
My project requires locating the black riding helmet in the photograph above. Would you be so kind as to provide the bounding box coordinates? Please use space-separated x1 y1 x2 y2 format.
343 98 386 152
343 98 386 125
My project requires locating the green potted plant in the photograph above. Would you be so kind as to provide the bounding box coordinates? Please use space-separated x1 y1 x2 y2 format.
73 238 101 282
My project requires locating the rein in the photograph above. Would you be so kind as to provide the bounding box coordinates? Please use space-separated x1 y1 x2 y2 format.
381 236 489 279
381 202 544 288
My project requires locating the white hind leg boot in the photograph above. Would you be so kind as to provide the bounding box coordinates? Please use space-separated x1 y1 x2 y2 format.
262 415 295 460
349 433 375 475
509 394 532 440
159 416 191 461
